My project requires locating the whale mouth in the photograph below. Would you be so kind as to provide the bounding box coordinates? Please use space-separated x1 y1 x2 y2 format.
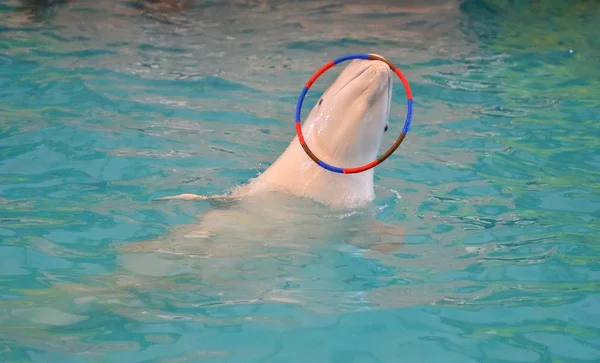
385 71 392 116
335 66 370 94
334 61 390 96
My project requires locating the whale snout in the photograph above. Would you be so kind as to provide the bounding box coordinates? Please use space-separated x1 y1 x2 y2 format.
335 59 391 95
357 60 392 92
367 60 392 80
358 59 391 82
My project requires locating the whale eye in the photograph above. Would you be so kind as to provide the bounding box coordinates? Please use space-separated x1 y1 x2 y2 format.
318 99 323 106
384 125 388 132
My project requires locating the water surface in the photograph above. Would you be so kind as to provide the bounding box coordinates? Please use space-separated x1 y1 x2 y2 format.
1 0 599 361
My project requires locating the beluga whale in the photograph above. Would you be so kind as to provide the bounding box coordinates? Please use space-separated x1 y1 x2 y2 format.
118 54 405 270
161 54 395 211
132 54 404 261
26 56 407 315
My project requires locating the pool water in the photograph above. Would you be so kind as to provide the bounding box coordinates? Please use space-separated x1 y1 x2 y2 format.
1 0 599 361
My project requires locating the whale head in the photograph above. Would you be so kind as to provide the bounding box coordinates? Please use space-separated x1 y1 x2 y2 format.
248 55 396 209
301 55 393 168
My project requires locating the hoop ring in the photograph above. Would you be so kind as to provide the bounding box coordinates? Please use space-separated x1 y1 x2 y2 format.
294 53 413 174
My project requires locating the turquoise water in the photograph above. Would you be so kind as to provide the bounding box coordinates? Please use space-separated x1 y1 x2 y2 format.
1 0 600 361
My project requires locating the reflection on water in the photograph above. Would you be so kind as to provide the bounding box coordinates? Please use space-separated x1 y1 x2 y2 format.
1 0 599 361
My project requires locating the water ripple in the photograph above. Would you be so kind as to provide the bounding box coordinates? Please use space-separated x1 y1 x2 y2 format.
0 0 599 361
